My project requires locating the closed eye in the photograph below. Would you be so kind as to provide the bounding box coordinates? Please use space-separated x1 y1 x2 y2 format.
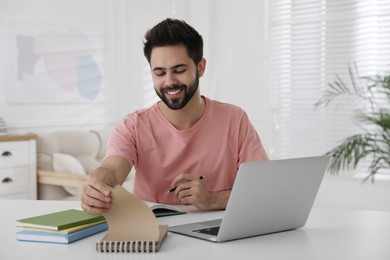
152 64 188 76
174 69 186 74
154 70 166 76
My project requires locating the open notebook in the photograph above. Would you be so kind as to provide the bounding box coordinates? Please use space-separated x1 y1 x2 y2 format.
96 186 168 253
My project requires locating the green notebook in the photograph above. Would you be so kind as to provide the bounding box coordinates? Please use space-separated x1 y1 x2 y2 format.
17 209 105 231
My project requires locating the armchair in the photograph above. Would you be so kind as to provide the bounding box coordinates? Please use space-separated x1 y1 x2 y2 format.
36 128 134 200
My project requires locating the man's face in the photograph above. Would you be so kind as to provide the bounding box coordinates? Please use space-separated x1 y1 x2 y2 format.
150 45 200 110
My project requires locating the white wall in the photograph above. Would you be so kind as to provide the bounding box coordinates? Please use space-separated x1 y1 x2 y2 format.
1 0 388 211
0 0 270 150
109 0 270 149
0 0 117 132
205 0 270 150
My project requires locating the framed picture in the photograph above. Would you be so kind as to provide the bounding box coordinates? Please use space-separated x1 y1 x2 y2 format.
6 21 105 104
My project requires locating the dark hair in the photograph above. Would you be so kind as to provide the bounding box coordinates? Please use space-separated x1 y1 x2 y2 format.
143 18 203 65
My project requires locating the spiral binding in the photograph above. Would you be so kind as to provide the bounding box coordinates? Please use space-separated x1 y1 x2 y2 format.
96 240 157 253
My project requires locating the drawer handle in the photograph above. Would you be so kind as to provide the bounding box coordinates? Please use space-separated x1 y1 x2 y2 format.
1 151 13 157
1 177 13 184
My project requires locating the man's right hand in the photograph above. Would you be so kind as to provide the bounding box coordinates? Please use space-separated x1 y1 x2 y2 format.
81 174 113 215
80 156 132 215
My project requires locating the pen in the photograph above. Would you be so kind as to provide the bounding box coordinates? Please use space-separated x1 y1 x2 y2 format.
167 175 205 193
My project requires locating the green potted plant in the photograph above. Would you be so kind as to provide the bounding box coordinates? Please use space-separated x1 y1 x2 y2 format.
315 63 390 181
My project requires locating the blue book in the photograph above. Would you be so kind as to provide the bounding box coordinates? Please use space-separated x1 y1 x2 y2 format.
16 222 108 244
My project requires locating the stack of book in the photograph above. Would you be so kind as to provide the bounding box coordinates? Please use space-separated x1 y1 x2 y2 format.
16 209 107 244
0 117 7 136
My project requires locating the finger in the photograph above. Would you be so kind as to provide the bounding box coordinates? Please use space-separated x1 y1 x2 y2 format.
81 179 112 213
88 177 112 197
177 187 193 200
174 181 193 196
175 182 211 209
84 184 111 204
171 173 196 188
179 197 192 205
81 201 110 215
81 189 111 209
175 186 192 205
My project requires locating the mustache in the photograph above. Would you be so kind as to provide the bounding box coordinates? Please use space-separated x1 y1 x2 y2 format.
161 84 187 92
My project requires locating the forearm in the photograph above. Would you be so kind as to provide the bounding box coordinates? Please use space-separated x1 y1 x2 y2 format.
91 166 120 188
208 189 231 210
91 156 132 188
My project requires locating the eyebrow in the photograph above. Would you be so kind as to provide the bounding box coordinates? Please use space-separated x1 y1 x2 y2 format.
152 63 188 72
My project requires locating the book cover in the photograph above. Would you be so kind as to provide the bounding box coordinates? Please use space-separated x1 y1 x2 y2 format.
17 222 108 244
16 209 106 231
0 117 7 136
19 219 107 234
96 186 169 253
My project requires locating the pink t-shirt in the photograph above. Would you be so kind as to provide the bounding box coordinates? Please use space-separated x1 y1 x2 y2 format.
105 97 269 203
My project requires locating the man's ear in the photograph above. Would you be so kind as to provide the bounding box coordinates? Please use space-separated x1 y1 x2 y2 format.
197 58 206 77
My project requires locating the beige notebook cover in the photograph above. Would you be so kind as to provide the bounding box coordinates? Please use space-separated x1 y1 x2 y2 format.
96 186 168 253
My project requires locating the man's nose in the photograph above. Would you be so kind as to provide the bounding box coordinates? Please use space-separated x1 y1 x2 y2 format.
165 72 178 86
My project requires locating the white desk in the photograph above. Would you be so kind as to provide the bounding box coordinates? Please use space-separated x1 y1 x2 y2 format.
1 199 390 260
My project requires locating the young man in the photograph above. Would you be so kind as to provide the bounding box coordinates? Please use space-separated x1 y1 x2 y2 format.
81 18 268 214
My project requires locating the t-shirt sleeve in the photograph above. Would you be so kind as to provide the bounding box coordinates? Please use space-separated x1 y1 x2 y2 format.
237 111 269 165
104 115 138 167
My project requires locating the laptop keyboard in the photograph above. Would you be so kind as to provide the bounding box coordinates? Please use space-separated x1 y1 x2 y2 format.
193 226 220 236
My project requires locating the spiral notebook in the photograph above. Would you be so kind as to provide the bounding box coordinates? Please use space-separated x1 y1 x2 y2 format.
96 186 168 253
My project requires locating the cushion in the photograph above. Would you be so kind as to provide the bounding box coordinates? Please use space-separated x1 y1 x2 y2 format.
77 156 100 175
52 153 87 195
55 131 100 158
90 127 114 161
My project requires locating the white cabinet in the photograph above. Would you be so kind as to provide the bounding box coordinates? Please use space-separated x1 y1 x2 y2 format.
0 135 37 199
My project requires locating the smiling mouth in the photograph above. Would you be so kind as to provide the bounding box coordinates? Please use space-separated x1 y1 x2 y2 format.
164 87 184 97
167 89 181 95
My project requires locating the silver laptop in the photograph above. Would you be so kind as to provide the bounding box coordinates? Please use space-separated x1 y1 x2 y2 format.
168 156 330 242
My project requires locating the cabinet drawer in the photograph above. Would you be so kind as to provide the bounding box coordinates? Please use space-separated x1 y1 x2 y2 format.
0 167 30 195
0 192 31 199
0 141 31 167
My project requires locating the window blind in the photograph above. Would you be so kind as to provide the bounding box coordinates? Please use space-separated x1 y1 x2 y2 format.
267 0 390 176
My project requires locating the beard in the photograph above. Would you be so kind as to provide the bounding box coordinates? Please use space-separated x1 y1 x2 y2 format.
155 74 199 110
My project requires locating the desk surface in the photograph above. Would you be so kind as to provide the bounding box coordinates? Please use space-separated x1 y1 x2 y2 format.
1 199 390 260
